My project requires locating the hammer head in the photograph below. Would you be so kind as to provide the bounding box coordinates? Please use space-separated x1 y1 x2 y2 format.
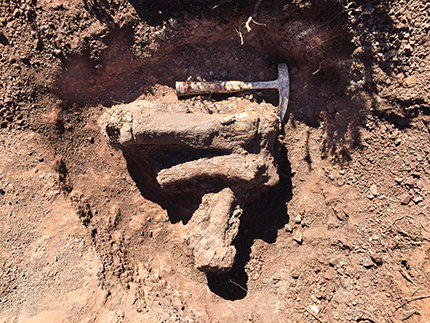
276 63 290 122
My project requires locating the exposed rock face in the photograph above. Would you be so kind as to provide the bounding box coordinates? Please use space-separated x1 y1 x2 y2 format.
99 98 280 274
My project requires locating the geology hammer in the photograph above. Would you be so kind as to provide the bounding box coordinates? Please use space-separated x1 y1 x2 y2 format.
176 63 290 122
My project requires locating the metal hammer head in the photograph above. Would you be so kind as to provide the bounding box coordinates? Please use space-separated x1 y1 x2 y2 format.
251 63 290 122
275 63 290 122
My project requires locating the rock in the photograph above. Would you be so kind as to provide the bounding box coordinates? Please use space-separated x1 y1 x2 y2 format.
99 99 279 198
369 184 378 196
294 213 302 224
370 254 383 266
292 231 303 244
168 17 178 28
34 38 42 50
331 233 351 249
310 294 319 304
337 179 345 186
352 46 364 56
0 30 9 45
403 176 415 187
324 267 336 280
309 305 319 314
383 50 393 61
403 44 413 53
414 196 423 204
194 245 236 274
399 193 412 205
394 138 401 146
328 254 344 267
291 269 299 279
363 258 374 268
284 223 293 233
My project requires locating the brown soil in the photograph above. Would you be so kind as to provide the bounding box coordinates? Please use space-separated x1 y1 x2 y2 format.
1 0 430 322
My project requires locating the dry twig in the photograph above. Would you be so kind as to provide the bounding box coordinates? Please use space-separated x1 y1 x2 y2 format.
401 310 420 321
396 294 430 310
292 306 328 323
243 0 266 33
312 58 326 75
229 279 247 292
411 286 422 297
400 267 417 286
235 27 244 45
305 308 326 323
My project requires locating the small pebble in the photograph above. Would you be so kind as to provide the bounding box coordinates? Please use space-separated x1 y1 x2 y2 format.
370 184 378 196
399 193 412 205
414 196 422 204
292 231 303 244
284 224 293 233
370 254 383 266
324 267 336 280
363 258 374 268
309 304 319 314
219 70 228 78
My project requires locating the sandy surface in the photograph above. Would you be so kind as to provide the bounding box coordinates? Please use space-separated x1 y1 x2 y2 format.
1 0 430 322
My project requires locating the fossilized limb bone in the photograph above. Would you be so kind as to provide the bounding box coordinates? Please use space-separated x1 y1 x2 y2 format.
187 187 241 273
100 99 280 274
102 104 260 153
157 154 278 190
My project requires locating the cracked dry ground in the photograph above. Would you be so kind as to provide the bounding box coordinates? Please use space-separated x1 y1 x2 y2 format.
1 0 430 322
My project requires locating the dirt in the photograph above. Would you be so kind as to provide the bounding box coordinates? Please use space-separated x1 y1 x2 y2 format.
1 0 430 322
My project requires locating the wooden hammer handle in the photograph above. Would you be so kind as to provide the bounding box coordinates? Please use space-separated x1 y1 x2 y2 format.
176 80 253 97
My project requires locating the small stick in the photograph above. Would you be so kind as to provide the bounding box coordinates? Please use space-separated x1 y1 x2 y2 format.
305 34 339 56
313 0 378 30
235 27 244 45
305 308 326 323
229 279 247 292
244 0 264 32
411 286 422 297
400 267 417 286
396 294 430 310
312 58 326 75
356 310 379 323
211 0 227 11
292 307 327 323
402 310 420 321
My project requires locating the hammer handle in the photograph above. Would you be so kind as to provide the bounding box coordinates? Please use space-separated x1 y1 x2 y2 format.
176 80 253 97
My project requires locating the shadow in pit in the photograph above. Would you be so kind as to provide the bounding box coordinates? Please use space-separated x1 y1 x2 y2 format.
124 149 212 224
206 146 293 300
126 0 246 27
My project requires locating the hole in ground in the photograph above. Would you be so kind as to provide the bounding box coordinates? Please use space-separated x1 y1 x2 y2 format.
206 145 292 300
51 0 389 299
